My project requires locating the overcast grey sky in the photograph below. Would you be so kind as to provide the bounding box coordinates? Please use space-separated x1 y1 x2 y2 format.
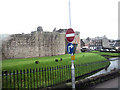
0 0 119 39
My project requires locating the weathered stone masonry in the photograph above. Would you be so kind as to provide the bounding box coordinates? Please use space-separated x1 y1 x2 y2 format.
2 31 65 59
2 27 80 59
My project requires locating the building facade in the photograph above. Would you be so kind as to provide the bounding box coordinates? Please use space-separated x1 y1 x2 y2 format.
83 36 110 50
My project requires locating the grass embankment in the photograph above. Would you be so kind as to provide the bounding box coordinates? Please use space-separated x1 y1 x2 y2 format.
2 53 108 71
2 53 110 88
90 51 120 58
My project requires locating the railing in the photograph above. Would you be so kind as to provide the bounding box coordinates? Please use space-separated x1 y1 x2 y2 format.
2 60 109 88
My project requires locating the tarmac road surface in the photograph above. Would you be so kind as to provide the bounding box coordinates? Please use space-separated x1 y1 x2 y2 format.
91 77 119 88
83 77 120 90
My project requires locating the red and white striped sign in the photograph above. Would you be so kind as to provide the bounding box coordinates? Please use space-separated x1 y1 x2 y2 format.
66 28 75 42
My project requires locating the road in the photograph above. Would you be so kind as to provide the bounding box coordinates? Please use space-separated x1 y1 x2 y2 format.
83 77 120 90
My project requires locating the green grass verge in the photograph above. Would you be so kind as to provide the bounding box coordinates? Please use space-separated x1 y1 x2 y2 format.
2 52 110 88
90 51 120 57
2 61 109 88
2 53 107 71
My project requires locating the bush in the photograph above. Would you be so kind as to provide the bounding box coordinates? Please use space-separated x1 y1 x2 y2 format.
35 61 39 64
55 59 58 62
60 58 62 61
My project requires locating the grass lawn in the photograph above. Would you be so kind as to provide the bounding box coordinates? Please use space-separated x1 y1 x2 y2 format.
2 52 107 71
90 51 120 57
2 52 110 88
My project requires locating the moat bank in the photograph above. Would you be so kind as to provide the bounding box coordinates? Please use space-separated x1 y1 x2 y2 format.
47 57 119 89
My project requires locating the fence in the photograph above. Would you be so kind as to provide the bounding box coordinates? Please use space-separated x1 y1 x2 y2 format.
2 60 109 89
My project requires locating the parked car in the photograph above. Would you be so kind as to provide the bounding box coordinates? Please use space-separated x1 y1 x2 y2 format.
106 49 109 51
100 49 109 52
110 49 116 52
81 48 90 52
100 49 103 51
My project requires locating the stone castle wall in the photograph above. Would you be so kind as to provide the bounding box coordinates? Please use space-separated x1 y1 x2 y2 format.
72 32 81 53
2 31 65 59
65 32 80 54
2 27 80 59
56 29 80 54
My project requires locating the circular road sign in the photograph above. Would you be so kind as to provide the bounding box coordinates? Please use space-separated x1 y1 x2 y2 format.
67 43 74 54
66 28 75 42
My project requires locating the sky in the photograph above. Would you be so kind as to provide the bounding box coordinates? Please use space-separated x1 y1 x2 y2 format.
0 0 119 40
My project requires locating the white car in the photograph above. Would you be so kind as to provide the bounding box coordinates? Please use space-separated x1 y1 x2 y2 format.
101 49 103 51
110 49 116 52
106 49 109 51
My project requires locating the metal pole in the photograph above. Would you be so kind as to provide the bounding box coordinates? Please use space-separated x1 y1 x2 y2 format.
68 0 75 89
71 53 75 89
69 0 72 27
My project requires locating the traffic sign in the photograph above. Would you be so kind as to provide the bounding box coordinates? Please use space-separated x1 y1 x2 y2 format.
71 55 75 60
67 43 74 54
66 28 75 42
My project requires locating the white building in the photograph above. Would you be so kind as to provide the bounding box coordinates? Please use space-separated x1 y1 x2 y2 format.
85 36 110 50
